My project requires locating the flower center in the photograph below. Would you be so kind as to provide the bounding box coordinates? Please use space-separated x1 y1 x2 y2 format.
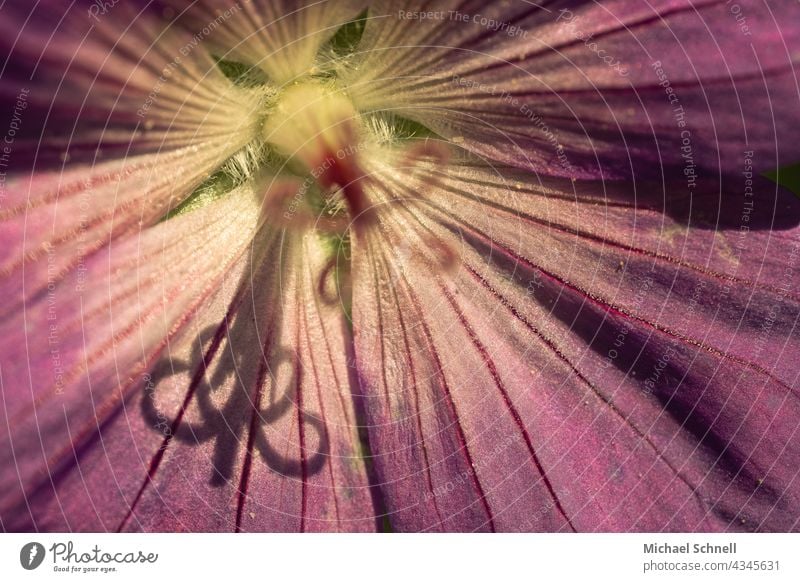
263 82 370 223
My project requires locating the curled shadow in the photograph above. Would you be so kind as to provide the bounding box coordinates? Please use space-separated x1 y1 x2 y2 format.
141 321 329 487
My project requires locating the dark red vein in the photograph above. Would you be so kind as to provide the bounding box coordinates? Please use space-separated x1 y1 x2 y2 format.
295 295 308 533
234 330 275 533
392 269 496 532
438 283 577 532
377 246 445 528
462 262 707 513
301 264 342 529
463 227 800 400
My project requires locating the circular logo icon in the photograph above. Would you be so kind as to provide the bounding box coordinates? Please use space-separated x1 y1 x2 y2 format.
19 542 45 570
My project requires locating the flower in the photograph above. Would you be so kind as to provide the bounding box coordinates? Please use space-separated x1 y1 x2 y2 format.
1 0 799 532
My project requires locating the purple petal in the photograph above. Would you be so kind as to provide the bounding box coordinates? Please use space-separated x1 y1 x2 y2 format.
349 149 800 531
346 0 800 181
0 1 262 170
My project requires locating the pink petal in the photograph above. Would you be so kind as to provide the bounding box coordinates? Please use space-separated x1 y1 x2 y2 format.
349 149 800 531
0 0 264 331
0 186 264 530
0 148 249 312
395 152 800 388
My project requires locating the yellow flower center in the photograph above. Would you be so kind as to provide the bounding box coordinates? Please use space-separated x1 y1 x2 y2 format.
263 83 371 223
